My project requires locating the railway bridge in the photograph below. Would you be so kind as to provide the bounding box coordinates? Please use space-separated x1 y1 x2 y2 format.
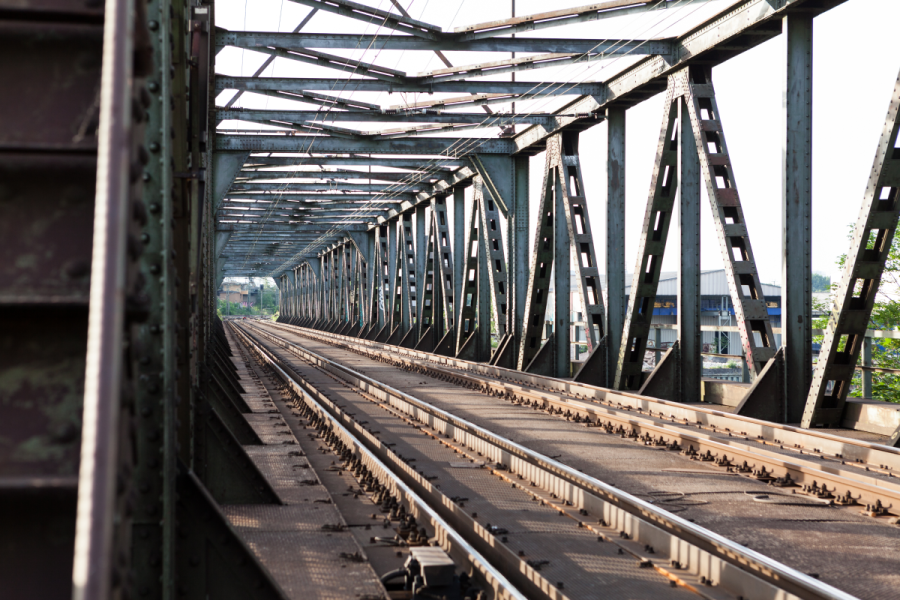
3 0 900 599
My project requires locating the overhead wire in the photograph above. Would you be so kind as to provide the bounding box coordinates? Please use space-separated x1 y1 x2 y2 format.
233 0 406 272
262 1 672 265
271 0 713 268
230 0 644 270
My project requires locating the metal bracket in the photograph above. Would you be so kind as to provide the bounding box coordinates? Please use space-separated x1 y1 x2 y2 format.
638 341 681 402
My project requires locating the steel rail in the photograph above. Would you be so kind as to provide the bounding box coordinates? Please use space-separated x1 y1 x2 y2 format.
229 323 531 600
238 320 860 600
286 324 900 510
287 323 900 473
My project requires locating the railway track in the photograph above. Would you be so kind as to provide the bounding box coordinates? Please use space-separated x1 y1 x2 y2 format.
231 319 866 600
268 322 900 515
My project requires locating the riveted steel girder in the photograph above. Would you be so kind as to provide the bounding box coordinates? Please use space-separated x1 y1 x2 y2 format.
456 192 481 354
475 177 509 339
431 196 455 332
216 135 516 154
215 75 605 97
219 109 556 125
804 66 900 434
614 82 680 391
215 31 671 55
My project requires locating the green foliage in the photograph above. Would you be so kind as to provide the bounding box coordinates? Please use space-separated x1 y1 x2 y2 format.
815 227 900 402
216 277 281 318
811 272 831 292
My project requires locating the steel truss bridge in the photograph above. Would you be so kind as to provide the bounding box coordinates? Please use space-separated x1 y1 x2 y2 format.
3 0 900 599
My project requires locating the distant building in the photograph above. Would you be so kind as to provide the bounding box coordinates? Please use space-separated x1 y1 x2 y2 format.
546 269 784 359
624 270 782 355
218 282 261 308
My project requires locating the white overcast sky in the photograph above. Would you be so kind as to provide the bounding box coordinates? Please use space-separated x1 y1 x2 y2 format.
215 0 900 286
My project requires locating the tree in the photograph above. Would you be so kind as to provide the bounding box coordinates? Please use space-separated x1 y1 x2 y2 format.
216 277 280 317
811 272 831 292
814 228 900 402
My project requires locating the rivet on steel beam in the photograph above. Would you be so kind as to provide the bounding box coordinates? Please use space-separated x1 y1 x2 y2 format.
148 20 158 30
148 142 160 152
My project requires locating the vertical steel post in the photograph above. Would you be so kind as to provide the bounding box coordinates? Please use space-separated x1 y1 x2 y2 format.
803 66 900 430
654 327 662 364
512 157 529 354
517 151 557 370
477 211 491 360
322 253 329 325
615 88 679 390
431 212 445 341
416 204 427 333
559 133 606 348
457 197 481 353
332 247 341 325
432 196 455 333
454 186 466 329
133 0 180 588
477 178 510 339
366 230 377 331
400 214 415 334
554 174 571 377
286 271 296 320
607 108 626 386
863 336 873 398
783 14 814 422
678 97 702 401
377 226 388 329
387 226 397 331
389 221 404 333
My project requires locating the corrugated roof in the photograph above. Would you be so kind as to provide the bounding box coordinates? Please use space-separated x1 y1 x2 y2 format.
619 270 781 296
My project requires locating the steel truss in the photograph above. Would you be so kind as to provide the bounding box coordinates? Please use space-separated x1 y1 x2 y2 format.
615 67 775 392
211 0 900 443
804 66 900 438
517 133 604 377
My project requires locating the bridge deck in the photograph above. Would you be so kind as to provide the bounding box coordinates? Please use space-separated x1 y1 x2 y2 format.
242 320 900 600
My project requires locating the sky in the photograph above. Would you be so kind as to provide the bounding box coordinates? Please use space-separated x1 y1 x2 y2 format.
214 0 900 288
